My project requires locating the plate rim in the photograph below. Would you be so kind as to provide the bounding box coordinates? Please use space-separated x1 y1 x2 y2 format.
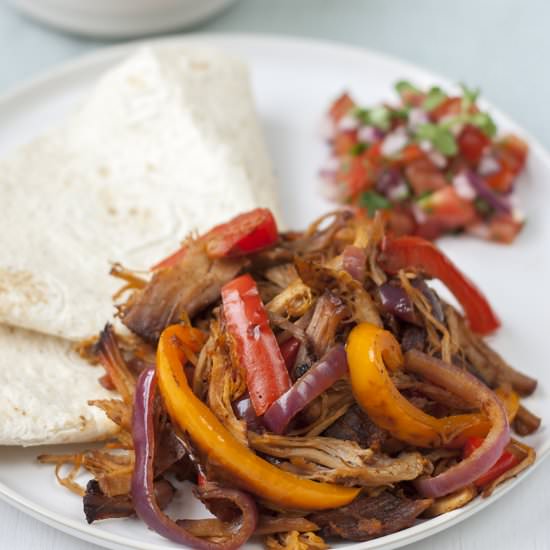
0 31 549 550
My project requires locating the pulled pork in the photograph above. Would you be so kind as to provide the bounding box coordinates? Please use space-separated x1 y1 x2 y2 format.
309 492 432 541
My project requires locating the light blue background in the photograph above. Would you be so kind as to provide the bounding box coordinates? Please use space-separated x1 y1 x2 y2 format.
1 0 549 148
0 2 548 550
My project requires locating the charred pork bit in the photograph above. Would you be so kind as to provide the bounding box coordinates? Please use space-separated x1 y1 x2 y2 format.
400 325 427 353
83 478 175 523
450 306 537 395
309 491 432 541
154 417 188 477
473 336 537 396
305 292 347 359
120 245 245 342
94 324 136 404
513 405 542 436
323 405 390 450
295 256 382 327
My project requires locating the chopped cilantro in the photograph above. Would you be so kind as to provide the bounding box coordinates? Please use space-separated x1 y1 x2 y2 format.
423 86 447 111
416 123 458 156
460 83 480 109
350 142 367 156
369 106 392 131
359 191 392 217
352 106 391 130
353 107 370 125
470 112 497 137
393 107 411 119
474 197 494 216
395 80 419 95
416 191 434 212
415 190 433 201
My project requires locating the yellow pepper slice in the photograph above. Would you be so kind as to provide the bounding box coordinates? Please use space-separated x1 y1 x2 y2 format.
157 324 359 511
346 323 492 447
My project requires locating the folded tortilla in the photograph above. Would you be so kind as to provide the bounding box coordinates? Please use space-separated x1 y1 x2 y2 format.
0 46 281 341
0 324 117 446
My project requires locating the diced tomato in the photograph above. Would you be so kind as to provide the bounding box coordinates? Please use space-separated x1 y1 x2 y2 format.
463 436 521 487
339 143 383 197
400 90 425 108
333 130 358 156
222 274 291 416
430 97 462 121
487 213 524 244
458 125 491 166
485 135 528 193
501 135 528 173
484 166 514 193
394 143 425 166
414 218 447 241
380 235 500 334
418 187 477 230
329 93 355 123
430 96 478 122
337 156 369 197
386 207 417 237
152 208 278 270
405 158 448 195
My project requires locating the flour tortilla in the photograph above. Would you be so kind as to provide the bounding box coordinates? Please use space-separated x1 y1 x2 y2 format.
0 324 118 446
0 46 281 341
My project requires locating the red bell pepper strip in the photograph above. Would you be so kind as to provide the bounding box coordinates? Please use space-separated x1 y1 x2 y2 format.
221 274 291 416
279 337 301 371
379 236 500 335
463 436 521 487
151 208 278 271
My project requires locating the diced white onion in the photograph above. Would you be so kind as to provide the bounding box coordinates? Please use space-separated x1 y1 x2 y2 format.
381 127 408 157
453 172 476 200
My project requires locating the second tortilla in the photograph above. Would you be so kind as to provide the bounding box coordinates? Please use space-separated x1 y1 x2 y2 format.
0 45 281 341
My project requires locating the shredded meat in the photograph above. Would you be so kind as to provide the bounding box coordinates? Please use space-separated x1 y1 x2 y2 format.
305 292 346 359
120 245 245 341
452 307 537 395
248 432 428 487
309 491 432 541
83 478 175 523
322 405 390 451
295 256 382 327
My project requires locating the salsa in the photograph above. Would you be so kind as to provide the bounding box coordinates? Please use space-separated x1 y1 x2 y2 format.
322 82 528 243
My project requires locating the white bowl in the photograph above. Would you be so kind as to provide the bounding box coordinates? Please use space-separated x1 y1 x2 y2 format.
11 0 238 38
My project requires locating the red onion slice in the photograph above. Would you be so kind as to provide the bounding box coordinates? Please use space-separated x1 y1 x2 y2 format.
405 351 510 498
263 345 348 434
342 245 367 282
377 283 417 324
466 170 511 213
132 369 258 550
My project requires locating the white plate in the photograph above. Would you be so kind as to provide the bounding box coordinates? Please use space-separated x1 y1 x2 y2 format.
0 33 548 550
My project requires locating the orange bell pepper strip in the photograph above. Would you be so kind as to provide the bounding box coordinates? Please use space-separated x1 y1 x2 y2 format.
156 325 359 511
346 323 488 447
